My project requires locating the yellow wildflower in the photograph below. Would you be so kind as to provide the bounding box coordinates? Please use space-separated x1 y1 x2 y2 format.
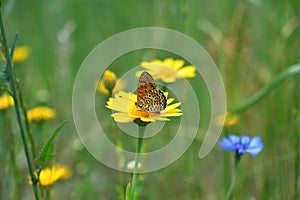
97 70 125 95
0 93 14 110
215 112 239 127
1 46 30 63
137 58 196 83
27 106 55 122
106 91 182 123
29 164 72 187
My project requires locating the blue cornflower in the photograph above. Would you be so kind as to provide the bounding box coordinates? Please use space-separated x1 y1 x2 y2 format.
218 134 263 157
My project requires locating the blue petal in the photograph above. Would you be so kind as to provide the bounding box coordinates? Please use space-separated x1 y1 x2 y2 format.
240 135 251 146
245 136 264 156
228 134 240 144
218 137 236 151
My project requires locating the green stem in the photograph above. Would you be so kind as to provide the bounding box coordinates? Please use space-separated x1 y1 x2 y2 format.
232 63 300 114
225 155 240 200
293 77 300 200
5 110 21 199
45 188 50 200
130 126 145 199
18 82 36 159
294 114 300 200
0 5 39 199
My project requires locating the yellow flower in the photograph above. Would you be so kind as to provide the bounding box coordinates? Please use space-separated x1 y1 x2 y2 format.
27 106 55 122
103 70 116 85
215 112 239 127
1 46 30 63
97 70 125 95
0 93 14 110
13 46 30 63
106 91 182 123
28 164 72 187
137 58 196 83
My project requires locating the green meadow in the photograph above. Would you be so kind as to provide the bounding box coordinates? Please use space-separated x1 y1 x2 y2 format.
0 0 300 199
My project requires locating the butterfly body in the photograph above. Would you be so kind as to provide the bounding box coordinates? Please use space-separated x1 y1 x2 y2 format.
136 72 167 112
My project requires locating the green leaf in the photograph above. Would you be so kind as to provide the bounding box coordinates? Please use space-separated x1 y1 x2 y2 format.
10 33 19 58
125 182 132 200
134 179 144 200
35 120 68 164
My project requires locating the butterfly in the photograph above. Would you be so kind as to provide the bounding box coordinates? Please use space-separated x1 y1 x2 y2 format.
136 71 167 113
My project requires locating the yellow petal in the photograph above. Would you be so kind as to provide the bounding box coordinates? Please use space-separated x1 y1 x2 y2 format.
111 113 135 123
97 80 109 95
118 91 133 99
140 117 156 122
112 79 125 93
178 66 196 78
167 98 175 105
163 58 174 66
159 76 177 83
12 46 30 63
164 112 183 117
167 108 182 113
107 98 129 113
165 102 181 112
172 59 185 70
0 93 14 110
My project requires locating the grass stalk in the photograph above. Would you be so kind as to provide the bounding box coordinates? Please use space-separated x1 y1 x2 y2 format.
233 63 300 114
17 82 36 159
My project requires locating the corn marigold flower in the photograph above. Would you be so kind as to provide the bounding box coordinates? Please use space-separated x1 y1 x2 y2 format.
136 58 196 83
27 106 56 122
218 134 263 157
1 46 30 63
106 91 182 123
97 70 125 95
28 164 72 187
0 93 14 110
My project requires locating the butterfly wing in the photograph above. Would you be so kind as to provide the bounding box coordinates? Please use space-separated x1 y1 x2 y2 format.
137 71 157 103
137 88 167 112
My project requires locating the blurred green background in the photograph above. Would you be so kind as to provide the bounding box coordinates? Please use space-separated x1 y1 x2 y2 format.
1 0 300 199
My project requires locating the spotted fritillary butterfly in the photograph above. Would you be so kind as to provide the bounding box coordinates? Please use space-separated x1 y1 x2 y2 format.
136 71 167 112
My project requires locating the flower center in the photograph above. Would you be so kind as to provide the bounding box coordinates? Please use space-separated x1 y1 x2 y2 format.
135 109 150 117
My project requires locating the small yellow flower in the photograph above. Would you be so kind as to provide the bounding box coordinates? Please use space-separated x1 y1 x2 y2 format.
1 46 30 63
13 46 30 63
137 58 196 83
27 106 55 122
0 93 14 110
103 70 116 85
106 91 182 123
215 112 239 127
28 164 72 187
97 70 125 95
